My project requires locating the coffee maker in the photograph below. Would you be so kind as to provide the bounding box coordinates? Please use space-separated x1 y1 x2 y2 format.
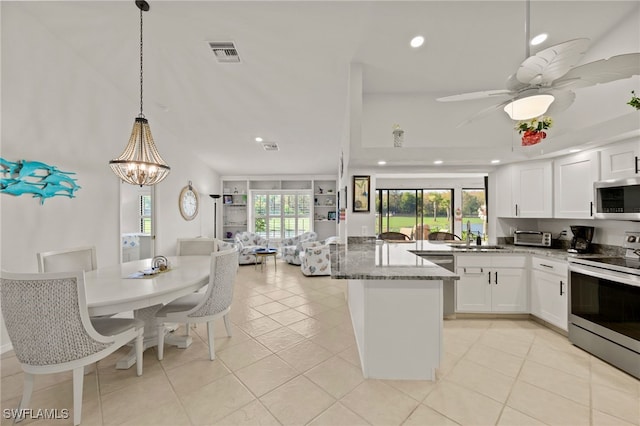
569 226 595 253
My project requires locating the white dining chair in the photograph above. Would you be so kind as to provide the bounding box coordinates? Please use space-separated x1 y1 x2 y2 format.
156 247 239 361
176 238 217 256
0 270 144 426
37 246 97 273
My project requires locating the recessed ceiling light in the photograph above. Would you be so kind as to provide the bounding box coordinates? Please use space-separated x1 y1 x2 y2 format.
569 149 581 153
378 161 387 165
491 159 501 164
433 160 443 165
410 36 425 48
255 137 263 142
530 33 548 46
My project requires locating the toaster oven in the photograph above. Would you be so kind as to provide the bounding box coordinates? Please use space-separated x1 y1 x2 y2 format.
514 231 552 247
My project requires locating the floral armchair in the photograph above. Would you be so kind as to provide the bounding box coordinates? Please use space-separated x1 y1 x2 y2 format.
300 241 331 276
282 231 318 265
234 232 268 265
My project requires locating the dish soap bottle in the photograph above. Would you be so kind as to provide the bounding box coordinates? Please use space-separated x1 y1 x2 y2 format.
476 233 482 246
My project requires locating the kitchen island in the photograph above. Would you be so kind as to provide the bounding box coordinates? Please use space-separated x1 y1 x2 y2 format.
330 239 458 380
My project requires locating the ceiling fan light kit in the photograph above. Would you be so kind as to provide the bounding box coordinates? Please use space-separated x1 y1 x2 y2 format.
503 94 555 120
109 0 170 186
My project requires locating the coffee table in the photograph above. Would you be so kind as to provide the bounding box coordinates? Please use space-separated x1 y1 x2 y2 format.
254 248 278 270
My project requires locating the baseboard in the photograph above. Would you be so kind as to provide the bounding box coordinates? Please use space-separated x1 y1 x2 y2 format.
454 313 530 320
1 342 13 355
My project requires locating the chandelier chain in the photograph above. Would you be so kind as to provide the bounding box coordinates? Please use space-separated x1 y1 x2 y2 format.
139 6 144 116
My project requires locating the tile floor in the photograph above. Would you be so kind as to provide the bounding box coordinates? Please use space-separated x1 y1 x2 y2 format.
1 260 639 426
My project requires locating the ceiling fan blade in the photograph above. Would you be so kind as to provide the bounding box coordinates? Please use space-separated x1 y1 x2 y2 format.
553 52 640 89
544 90 576 115
516 38 590 86
436 89 512 102
456 100 511 127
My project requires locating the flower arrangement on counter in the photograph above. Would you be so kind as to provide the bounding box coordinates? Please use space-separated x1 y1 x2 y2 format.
628 90 640 110
516 116 553 146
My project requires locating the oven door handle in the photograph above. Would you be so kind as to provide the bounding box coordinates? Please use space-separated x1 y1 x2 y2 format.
569 263 640 287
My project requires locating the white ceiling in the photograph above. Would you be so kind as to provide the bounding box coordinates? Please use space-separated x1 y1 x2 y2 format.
6 1 640 176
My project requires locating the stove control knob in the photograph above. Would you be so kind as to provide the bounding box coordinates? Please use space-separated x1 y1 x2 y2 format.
627 235 637 243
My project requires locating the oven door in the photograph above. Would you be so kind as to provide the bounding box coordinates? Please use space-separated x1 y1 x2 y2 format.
569 263 640 353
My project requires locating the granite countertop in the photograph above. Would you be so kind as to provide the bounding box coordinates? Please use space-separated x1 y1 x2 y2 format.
330 242 460 280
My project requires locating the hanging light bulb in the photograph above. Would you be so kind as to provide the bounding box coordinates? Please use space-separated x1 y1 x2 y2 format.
110 0 170 186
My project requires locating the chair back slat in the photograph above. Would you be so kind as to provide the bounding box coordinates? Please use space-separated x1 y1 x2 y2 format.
177 238 217 256
37 246 97 273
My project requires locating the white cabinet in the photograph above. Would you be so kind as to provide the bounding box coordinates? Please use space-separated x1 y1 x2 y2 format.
554 151 599 218
530 257 568 331
512 161 553 218
456 255 528 313
600 140 640 180
493 165 514 217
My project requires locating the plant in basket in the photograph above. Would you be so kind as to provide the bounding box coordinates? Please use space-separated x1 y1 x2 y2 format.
516 116 553 146
628 90 640 110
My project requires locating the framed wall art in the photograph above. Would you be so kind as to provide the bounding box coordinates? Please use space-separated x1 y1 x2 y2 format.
352 175 370 212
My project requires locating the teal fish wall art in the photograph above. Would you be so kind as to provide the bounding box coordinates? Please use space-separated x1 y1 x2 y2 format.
0 158 81 204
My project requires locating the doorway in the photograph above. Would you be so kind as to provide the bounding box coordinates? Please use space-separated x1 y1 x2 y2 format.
120 182 155 262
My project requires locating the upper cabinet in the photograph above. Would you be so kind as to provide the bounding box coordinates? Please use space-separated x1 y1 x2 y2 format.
554 151 599 219
512 161 553 218
600 140 640 180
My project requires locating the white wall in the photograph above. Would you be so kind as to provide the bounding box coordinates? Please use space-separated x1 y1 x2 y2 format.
0 5 219 352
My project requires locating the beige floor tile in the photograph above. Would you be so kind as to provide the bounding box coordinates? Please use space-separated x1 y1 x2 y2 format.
383 379 438 403
518 359 590 406
315 295 346 309
0 356 22 378
213 400 280 425
402 404 459 426
262 289 296 301
260 376 335 425
423 381 503 426
237 316 282 338
244 294 276 307
157 337 214 371
181 374 255 425
444 358 515 403
591 382 640 425
268 308 309 326
228 306 264 324
278 295 310 308
307 401 370 426
253 301 290 316
164 358 230 395
310 327 356 354
97 355 164 396
255 327 306 353
305 356 364 398
463 342 525 378
286 317 333 338
336 344 361 369
235 355 298 397
293 301 333 316
442 335 475 358
592 409 638 426
478 328 533 358
117 398 190 426
526 342 591 379
217 339 272 371
497 406 547 426
313 308 350 326
506 380 590 426
590 356 640 396
276 340 334 373
340 380 419 425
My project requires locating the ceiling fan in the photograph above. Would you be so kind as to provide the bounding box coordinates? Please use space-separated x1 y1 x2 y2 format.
437 0 640 126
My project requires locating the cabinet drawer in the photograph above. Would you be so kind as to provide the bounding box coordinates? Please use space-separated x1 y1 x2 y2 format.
531 257 567 276
491 255 526 268
456 254 492 267
456 254 526 268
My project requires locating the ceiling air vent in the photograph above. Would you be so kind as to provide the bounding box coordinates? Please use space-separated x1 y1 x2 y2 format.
208 41 241 63
261 142 279 151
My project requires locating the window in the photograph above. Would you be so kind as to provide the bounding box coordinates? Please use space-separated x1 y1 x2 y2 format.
139 194 152 234
253 191 311 240
461 188 486 240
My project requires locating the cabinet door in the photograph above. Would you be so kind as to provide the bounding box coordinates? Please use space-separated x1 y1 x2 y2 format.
512 161 553 217
491 268 528 313
492 166 514 217
530 269 568 330
554 151 599 219
600 140 640 180
456 267 492 312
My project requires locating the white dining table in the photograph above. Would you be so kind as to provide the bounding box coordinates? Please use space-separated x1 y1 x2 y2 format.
84 256 210 369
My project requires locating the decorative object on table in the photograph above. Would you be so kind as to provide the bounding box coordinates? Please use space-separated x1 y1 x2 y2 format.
209 194 221 238
628 90 640 110
109 0 170 186
223 195 233 204
179 181 199 221
328 211 337 220
0 158 81 204
516 116 553 146
352 175 370 212
392 124 404 148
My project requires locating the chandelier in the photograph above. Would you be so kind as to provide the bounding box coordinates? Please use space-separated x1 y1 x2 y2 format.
109 0 170 186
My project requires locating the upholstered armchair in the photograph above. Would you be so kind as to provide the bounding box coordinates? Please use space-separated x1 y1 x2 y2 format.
300 241 331 276
282 231 318 265
234 232 268 265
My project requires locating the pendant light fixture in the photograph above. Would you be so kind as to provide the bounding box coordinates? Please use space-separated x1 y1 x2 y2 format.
109 0 170 186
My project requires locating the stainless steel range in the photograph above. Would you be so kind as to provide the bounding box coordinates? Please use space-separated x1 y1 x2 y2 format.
568 231 640 379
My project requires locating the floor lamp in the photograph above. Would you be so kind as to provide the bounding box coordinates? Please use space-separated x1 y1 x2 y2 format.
209 194 221 238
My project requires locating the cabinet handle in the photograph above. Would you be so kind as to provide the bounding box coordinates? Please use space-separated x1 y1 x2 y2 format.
590 201 593 217
635 156 639 174
488 271 491 284
494 271 498 285
515 204 518 216
540 263 553 269
560 280 564 296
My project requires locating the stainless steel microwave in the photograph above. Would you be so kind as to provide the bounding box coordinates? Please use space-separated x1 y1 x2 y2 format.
594 177 640 220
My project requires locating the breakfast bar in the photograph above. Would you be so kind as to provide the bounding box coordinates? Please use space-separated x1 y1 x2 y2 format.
331 240 459 380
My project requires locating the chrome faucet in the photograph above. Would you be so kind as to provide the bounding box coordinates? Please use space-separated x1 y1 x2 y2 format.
466 220 472 247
